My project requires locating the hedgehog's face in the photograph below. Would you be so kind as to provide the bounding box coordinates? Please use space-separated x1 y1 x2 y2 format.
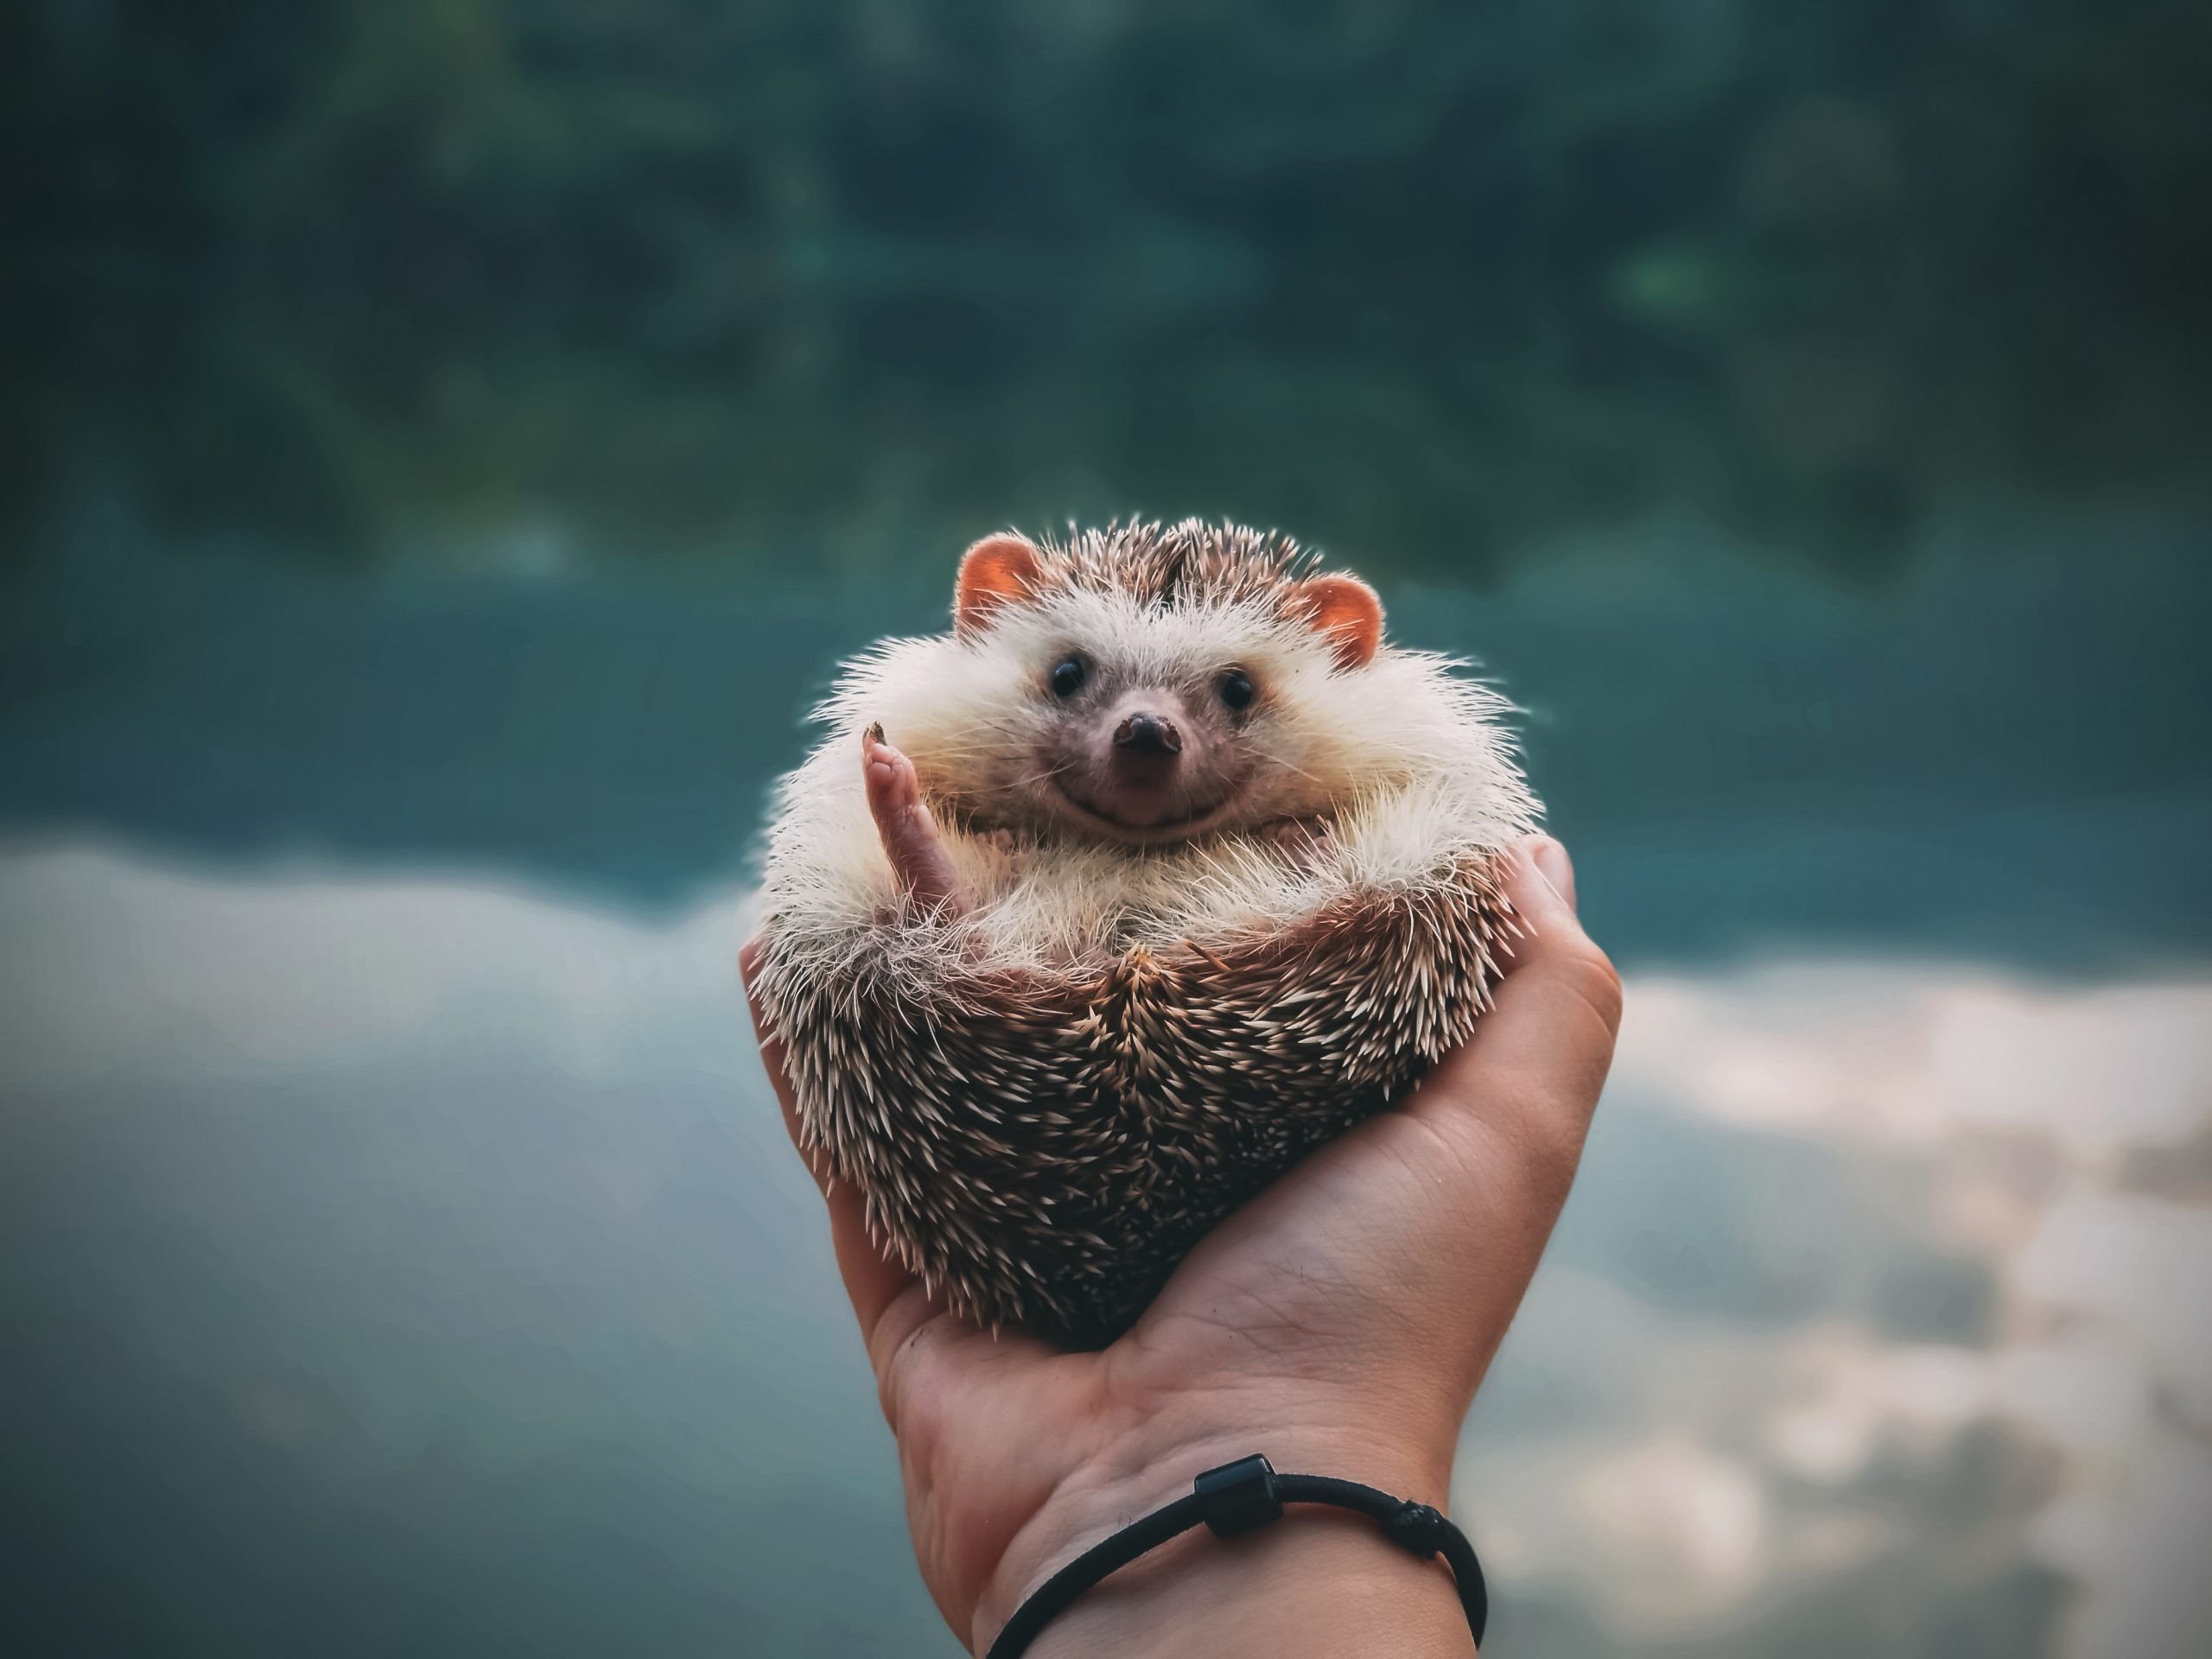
1020 638 1265 842
942 532 1385 847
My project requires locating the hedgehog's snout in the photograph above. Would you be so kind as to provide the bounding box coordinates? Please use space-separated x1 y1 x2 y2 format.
1050 687 1240 837
1112 711 1182 757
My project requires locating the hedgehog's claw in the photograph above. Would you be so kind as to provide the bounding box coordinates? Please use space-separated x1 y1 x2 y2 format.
1255 814 1337 871
861 726 968 917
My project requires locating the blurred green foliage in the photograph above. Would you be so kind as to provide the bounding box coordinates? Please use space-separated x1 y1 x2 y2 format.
6 0 2209 577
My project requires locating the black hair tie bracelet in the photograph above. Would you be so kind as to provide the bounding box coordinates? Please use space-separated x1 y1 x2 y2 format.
984 1453 1489 1657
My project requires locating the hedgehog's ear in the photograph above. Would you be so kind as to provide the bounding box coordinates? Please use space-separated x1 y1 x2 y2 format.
955 532 1044 636
1291 573 1384 669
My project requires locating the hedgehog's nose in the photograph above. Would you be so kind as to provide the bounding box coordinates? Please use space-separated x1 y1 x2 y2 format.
1112 712 1182 757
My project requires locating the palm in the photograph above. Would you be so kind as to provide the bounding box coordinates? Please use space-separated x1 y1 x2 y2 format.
741 837 1618 1649
885 1106 1465 1626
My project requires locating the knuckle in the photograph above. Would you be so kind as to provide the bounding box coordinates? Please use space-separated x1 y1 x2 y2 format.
1521 1102 1593 1201
1486 1050 1601 1195
879 1330 929 1433
869 1291 938 1428
1466 1086 1589 1211
1560 941 1624 1036
874 1348 905 1427
892 1364 939 1449
1425 1070 1590 1209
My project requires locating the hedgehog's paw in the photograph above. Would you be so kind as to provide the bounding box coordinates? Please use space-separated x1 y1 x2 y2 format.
1255 815 1337 871
973 826 1022 860
861 722 967 916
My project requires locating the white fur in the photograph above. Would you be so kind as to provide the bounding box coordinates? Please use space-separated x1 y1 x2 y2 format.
758 585 1538 980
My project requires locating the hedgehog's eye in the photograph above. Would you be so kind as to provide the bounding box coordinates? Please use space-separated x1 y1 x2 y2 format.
1049 655 1088 698
1218 669 1256 711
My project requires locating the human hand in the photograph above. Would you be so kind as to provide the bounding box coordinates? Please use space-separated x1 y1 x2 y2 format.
741 836 1620 1656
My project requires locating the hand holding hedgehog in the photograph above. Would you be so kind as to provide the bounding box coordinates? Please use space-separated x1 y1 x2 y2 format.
751 521 1546 1346
741 836 1621 1656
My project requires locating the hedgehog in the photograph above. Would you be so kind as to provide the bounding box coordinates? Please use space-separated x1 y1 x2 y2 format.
749 520 1539 1347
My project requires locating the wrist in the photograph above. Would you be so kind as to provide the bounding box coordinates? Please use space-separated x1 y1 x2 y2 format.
971 1420 1460 1656
1022 1502 1475 1659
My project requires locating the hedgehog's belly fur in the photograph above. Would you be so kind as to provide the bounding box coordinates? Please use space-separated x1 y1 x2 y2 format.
755 856 1514 1348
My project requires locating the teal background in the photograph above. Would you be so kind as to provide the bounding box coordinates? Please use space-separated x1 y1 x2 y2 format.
4 5 2209 1656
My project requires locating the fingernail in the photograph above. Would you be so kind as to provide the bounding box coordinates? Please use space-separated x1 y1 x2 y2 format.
1529 836 1576 912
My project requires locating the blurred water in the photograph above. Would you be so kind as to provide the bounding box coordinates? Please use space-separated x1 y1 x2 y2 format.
8 3 2212 1653
9 505 2207 958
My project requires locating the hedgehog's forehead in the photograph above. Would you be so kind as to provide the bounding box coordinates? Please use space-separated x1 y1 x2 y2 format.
1039 520 1313 609
992 588 1314 680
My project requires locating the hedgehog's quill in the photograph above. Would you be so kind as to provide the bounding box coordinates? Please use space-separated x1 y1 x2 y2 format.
751 520 1539 1346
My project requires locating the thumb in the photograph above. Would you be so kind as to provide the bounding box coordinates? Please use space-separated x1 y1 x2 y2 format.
1488 835 1619 1031
1407 836 1622 1177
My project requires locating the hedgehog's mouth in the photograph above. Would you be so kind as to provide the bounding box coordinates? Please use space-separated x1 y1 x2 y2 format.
1049 779 1244 845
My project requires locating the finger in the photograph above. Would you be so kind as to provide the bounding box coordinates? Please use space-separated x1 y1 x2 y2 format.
1529 833 1576 914
741 940 920 1344
1483 836 1620 1036
1409 836 1622 1181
